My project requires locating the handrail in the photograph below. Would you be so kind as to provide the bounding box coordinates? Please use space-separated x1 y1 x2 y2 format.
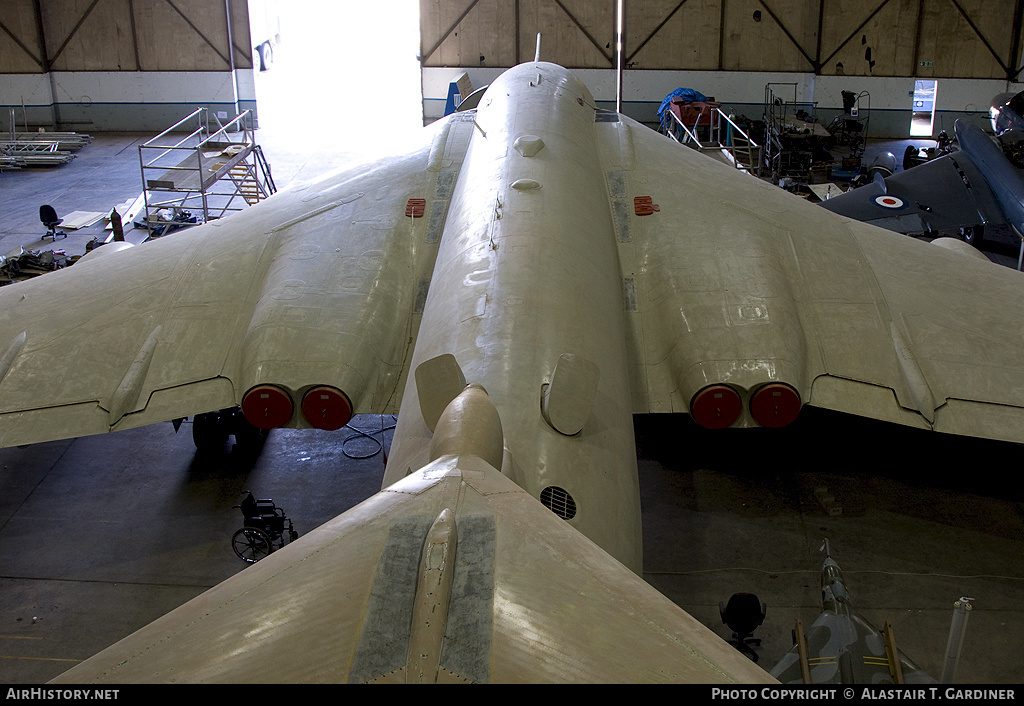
662 104 761 176
138 108 271 236
715 107 761 176
142 108 209 169
146 107 207 145
664 109 702 146
718 109 756 145
208 111 252 142
141 108 256 169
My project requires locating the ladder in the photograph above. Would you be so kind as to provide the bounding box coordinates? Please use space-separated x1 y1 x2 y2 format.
228 145 276 205
229 166 265 205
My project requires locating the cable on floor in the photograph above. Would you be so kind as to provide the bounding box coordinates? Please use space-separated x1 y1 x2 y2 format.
342 416 397 459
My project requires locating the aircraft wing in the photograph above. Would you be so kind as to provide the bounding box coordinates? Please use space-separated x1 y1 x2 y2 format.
603 115 1024 442
50 453 775 684
1 106 1024 446
0 116 473 447
817 152 1005 234
770 612 935 684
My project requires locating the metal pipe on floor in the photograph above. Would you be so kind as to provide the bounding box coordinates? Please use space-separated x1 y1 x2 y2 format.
940 596 973 683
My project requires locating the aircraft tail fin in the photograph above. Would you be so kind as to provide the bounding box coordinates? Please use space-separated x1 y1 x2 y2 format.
52 454 776 684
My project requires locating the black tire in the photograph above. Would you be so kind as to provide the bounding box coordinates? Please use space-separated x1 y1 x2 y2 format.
258 42 273 71
960 224 984 247
232 415 270 456
192 412 228 452
232 527 272 563
903 145 919 171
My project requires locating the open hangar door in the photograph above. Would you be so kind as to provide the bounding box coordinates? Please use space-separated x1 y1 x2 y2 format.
249 0 422 163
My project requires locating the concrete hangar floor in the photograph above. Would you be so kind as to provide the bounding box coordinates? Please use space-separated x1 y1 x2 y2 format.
0 128 1021 684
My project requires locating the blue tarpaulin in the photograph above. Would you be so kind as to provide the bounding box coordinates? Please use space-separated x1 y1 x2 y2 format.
657 88 708 119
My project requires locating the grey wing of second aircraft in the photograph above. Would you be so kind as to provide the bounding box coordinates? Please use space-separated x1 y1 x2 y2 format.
819 119 1020 240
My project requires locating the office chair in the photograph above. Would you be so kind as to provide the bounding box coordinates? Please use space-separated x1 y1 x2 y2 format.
39 205 67 241
720 592 767 662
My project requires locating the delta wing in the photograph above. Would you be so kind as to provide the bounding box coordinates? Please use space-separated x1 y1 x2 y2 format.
599 116 1024 441
0 117 473 447
52 454 775 684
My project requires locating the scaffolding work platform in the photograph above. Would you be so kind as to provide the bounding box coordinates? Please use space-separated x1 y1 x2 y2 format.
139 108 275 236
763 84 830 182
660 96 762 176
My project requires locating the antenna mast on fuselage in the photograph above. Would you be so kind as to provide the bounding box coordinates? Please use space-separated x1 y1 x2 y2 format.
615 0 625 113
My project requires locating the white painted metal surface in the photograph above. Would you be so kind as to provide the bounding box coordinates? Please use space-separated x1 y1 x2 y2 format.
1 60 1023 682
53 442 774 683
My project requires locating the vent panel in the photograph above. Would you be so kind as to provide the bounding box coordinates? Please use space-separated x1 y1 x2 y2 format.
540 486 577 520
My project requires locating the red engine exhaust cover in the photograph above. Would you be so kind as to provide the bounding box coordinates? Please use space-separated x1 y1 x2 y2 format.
301 386 353 431
690 384 742 430
241 385 294 430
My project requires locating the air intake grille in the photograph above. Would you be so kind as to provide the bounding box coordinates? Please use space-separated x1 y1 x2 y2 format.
540 486 577 520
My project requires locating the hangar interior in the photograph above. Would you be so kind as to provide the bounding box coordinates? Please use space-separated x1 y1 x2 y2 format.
0 0 1023 684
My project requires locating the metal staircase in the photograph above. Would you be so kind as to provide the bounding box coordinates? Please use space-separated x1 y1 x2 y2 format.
228 145 275 205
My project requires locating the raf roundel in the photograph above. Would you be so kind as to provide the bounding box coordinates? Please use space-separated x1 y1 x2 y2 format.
874 195 905 209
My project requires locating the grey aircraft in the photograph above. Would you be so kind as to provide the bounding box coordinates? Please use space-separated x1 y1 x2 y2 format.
989 90 1024 134
771 542 936 684
819 118 1024 248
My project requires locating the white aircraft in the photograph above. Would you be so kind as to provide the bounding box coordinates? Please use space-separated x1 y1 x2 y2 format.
2 57 1023 682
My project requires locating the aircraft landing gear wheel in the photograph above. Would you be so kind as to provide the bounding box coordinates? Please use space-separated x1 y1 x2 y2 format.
233 527 272 563
233 416 270 457
903 145 919 171
258 42 273 71
960 224 983 247
193 412 228 452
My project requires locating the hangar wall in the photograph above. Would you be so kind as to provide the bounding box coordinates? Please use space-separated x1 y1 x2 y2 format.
423 64 1019 137
421 0 1024 138
2 2 1022 137
0 0 256 132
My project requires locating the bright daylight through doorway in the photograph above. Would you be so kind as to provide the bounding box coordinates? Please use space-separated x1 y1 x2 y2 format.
250 1 423 164
910 79 937 137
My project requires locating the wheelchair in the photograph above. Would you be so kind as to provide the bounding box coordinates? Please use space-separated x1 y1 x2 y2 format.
231 491 299 563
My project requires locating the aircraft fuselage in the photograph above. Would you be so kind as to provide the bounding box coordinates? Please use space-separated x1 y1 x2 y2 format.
384 63 642 572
